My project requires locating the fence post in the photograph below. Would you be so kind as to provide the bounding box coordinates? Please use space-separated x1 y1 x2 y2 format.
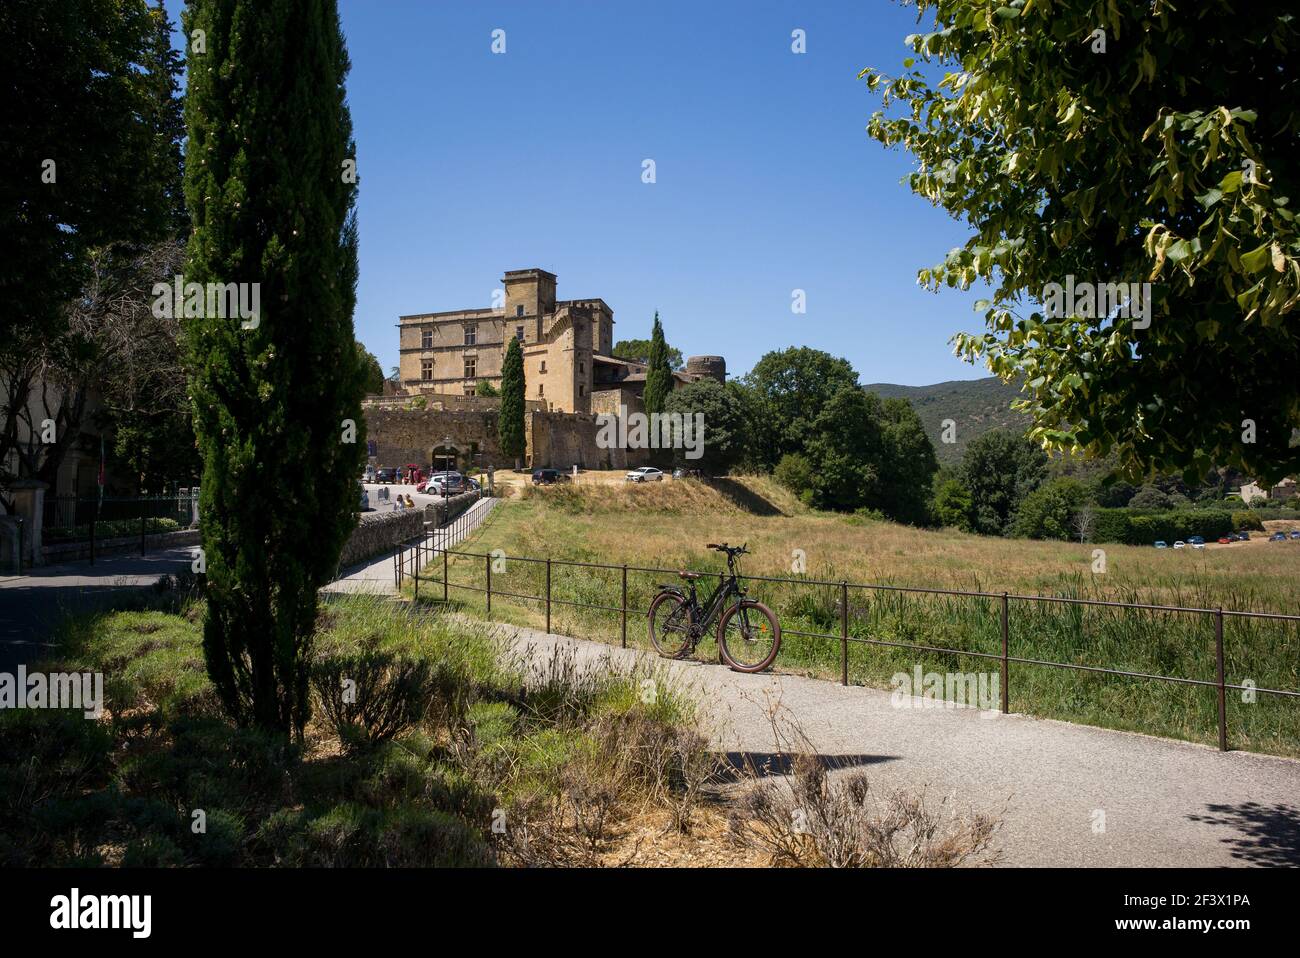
485 553 492 616
414 543 420 600
840 581 849 686
621 564 628 649
545 558 552 633
140 509 146 556
1215 607 1228 751
1000 592 1010 714
443 546 449 602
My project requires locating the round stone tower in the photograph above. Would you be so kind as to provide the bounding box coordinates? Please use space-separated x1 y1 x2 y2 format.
685 355 726 384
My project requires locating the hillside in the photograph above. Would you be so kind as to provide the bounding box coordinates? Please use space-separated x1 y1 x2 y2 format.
865 376 1030 466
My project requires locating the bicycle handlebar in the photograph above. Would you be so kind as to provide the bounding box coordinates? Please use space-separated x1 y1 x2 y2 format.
707 542 749 556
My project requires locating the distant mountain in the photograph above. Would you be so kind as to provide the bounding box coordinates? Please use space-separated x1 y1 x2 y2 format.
865 376 1030 466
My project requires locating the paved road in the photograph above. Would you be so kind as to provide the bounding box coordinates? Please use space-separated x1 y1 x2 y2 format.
491 619 1300 868
0 547 193 671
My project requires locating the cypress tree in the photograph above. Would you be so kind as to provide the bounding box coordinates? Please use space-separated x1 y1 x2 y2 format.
183 0 365 737
499 336 526 467
643 312 672 416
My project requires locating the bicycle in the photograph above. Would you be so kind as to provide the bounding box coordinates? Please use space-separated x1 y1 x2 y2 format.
647 543 782 673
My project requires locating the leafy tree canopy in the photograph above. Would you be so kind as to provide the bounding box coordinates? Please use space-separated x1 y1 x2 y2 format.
662 378 743 475
612 338 683 370
863 1 1300 482
958 427 1048 535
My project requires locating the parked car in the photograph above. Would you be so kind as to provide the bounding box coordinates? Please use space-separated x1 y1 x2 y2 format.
1173 540 1186 549
1188 535 1205 546
361 465 376 483
1291 531 1300 540
1217 536 1233 545
426 472 465 495
625 466 664 483
1269 532 1287 542
532 468 568 485
1234 531 1251 541
1154 541 1168 549
375 467 398 484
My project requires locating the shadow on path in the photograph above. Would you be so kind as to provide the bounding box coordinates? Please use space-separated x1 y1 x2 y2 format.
1188 801 1300 866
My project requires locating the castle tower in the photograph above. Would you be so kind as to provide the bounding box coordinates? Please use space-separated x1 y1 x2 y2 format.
686 355 726 384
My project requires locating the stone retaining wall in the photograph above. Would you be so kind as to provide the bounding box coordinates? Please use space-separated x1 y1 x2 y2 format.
338 509 425 569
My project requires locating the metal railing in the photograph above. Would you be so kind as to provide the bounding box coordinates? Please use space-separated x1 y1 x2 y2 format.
395 540 1300 753
393 490 493 593
42 492 199 563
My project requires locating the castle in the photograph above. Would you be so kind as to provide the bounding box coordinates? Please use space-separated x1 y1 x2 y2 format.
396 268 725 415
370 267 726 471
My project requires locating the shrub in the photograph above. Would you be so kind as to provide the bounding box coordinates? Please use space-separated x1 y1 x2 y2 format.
311 637 468 752
773 453 814 498
1233 511 1264 532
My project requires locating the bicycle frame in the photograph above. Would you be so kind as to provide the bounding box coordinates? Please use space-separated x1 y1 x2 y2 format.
676 555 747 636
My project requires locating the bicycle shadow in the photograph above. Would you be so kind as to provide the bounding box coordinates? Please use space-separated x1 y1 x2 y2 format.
713 750 897 783
1187 801 1300 866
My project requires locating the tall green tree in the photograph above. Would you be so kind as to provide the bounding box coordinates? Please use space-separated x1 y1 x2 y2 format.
958 429 1048 536
863 1 1300 481
742 348 860 468
0 0 168 511
642 313 673 416
184 0 365 737
874 397 940 525
662 378 743 475
356 341 385 394
499 336 526 467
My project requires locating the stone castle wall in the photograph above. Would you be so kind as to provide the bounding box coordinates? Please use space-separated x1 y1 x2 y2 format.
364 404 648 471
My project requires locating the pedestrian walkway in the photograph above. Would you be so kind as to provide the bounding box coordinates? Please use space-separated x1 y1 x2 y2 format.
0 547 193 671
322 496 498 596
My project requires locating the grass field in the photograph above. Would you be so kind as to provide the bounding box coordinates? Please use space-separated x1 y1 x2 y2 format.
407 476 1300 757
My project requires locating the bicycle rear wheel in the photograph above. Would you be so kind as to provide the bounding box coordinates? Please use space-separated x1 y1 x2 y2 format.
648 590 693 657
717 599 780 672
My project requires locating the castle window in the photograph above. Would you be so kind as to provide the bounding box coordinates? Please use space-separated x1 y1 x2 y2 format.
515 305 525 317
463 384 475 396
579 384 584 397
538 384 544 396
515 326 524 341
420 359 433 381
579 362 584 373
540 361 547 374
464 357 476 379
421 329 433 349
464 325 477 346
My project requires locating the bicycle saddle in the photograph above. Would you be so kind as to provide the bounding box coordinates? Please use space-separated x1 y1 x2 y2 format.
678 571 704 580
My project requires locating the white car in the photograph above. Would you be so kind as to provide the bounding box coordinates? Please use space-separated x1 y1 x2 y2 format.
1173 540 1186 549
625 467 664 483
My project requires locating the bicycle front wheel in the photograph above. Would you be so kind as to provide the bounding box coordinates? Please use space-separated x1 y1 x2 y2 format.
648 590 693 657
717 600 780 672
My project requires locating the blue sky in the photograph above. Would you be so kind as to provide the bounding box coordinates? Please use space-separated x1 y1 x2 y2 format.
167 0 988 385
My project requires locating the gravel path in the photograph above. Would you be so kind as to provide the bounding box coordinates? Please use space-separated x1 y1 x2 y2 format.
493 620 1300 868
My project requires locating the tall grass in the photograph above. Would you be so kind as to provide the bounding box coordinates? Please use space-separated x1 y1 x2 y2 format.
408 482 1300 757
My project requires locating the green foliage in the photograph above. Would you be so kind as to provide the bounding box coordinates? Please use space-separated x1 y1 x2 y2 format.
662 378 743 475
474 379 499 397
863 1 1300 481
1233 511 1264 532
742 347 860 468
773 452 815 501
612 338 683 370
931 477 973 530
184 0 365 736
958 429 1048 535
356 341 385 394
498 336 526 463
873 397 940 524
1086 508 1235 544
1128 484 1172 510
642 313 673 417
1010 477 1088 540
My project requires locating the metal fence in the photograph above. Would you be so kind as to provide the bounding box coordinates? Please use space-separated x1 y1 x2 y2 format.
43 491 199 563
394 538 1300 753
